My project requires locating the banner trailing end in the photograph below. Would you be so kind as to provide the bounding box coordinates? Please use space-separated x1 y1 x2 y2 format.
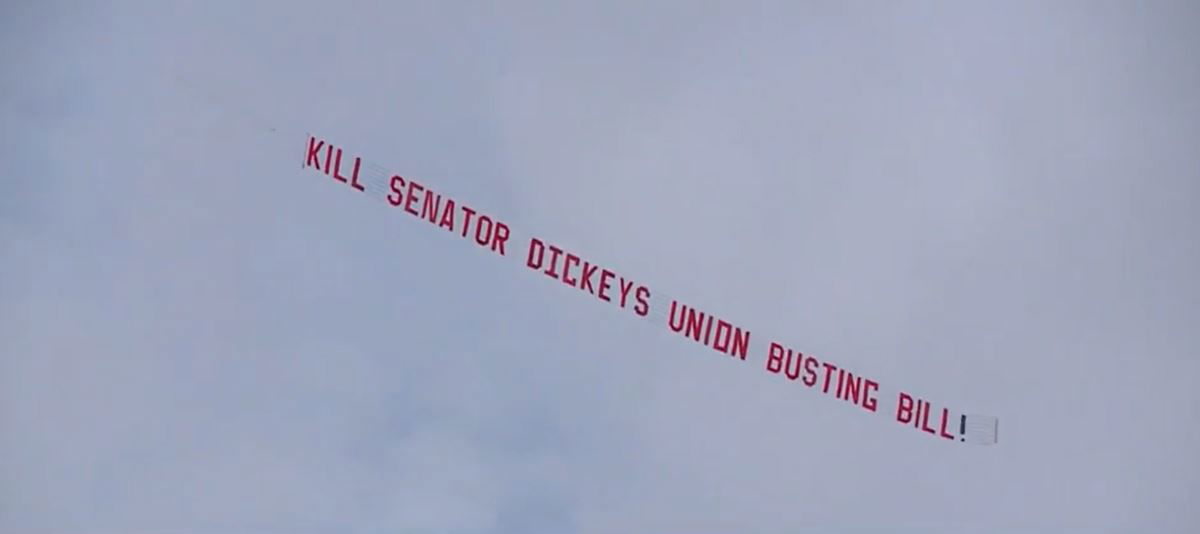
962 414 999 445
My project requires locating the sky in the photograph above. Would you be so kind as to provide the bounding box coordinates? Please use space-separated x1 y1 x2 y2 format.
2 1 1198 532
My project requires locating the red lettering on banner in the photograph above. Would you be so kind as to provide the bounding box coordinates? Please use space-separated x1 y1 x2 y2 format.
526 238 545 269
821 363 837 394
333 148 348 183
712 320 731 353
634 287 650 316
802 357 818 386
420 191 442 223
302 136 990 445
377 176 513 257
766 342 784 373
545 245 564 280
724 317 748 358
618 278 633 307
667 301 684 331
304 138 364 193
779 347 794 376
306 137 324 170
667 300 750 360
563 254 580 287
439 199 456 231
938 408 955 440
863 379 879 412
788 349 806 381
683 307 706 342
785 347 804 380
580 262 597 294
895 392 956 440
460 206 476 237
388 175 406 206
349 157 365 191
764 340 878 412
896 392 914 424
921 400 936 435
492 222 509 256
835 369 854 403
474 215 494 246
404 181 423 216
522 237 651 318
598 269 614 302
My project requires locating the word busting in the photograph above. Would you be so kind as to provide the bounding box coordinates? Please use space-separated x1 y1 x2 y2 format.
301 134 999 445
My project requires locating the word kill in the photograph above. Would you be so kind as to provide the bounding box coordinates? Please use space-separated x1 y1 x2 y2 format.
305 136 367 191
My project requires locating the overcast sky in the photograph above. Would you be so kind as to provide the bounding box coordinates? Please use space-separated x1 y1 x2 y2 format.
2 1 1198 532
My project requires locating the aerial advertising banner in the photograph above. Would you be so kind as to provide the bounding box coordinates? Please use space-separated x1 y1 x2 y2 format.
302 134 999 446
